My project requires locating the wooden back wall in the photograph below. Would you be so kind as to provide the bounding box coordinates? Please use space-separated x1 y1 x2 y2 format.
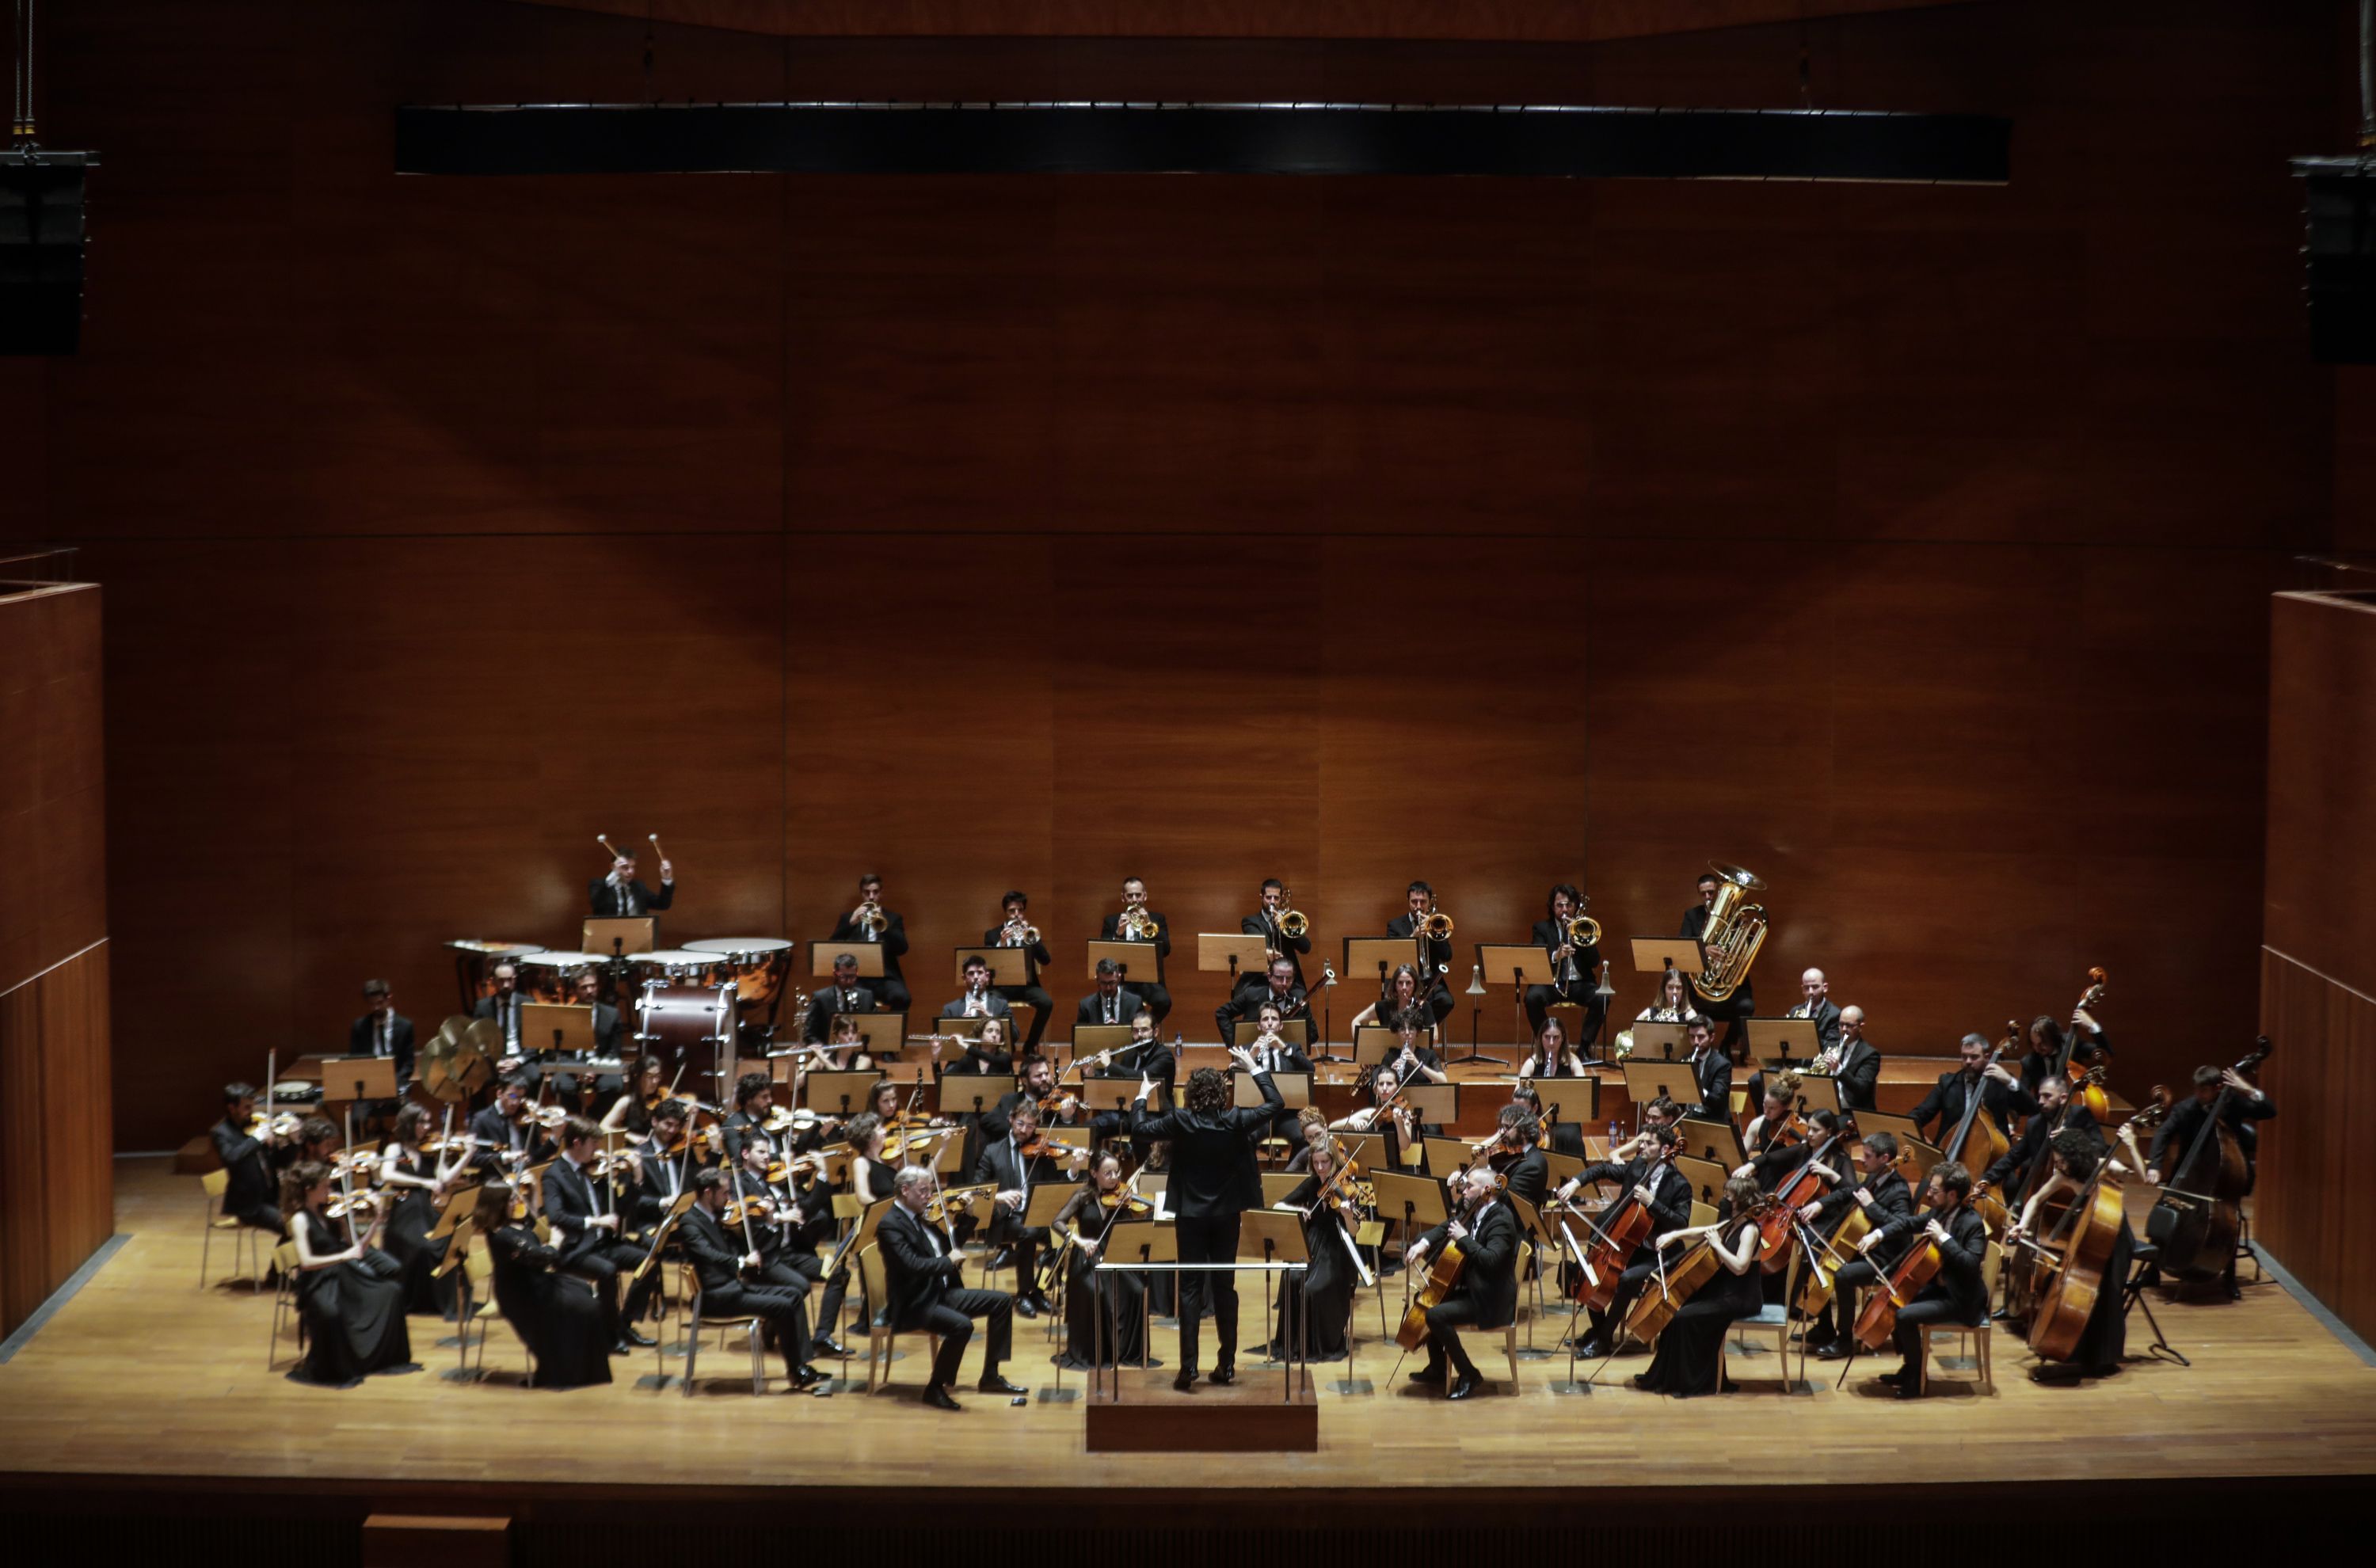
0 0 2337 1149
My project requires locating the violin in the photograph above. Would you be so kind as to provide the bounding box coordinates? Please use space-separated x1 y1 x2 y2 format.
246 1109 301 1142
1099 1189 1154 1216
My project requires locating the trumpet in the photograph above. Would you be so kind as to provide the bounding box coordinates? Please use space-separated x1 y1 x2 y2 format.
999 915 1041 947
1276 886 1309 942
1121 905 1159 941
855 900 889 938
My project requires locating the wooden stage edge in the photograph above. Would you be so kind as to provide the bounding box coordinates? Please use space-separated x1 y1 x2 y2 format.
1 1162 2373 1549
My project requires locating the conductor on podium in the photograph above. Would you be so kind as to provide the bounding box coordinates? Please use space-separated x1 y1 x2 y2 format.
1129 1046 1280 1391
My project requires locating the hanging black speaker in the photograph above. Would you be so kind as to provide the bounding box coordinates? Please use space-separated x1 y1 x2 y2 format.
2296 156 2376 365
0 150 93 356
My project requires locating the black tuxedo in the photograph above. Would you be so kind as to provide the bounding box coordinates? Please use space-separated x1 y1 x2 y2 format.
876 1201 1013 1388
466 1103 550 1176
1688 1046 1732 1125
1785 996 1844 1058
1680 904 1753 1044
1216 984 1315 1049
1498 1145 1550 1210
1096 911 1172 1022
802 982 878 1045
1131 1071 1282 1375
1383 913 1458 1029
973 1134 1068 1300
348 1011 416 1087
1074 987 1146 1029
588 877 673 918
1816 1164 1918 1342
1983 1102 2100 1198
982 926 1055 1050
939 990 1014 1023
584 1002 622 1056
473 990 530 1052
541 1154 655 1337
680 1202 812 1377
1239 911 1311 987
1523 917 1607 1044
1910 1069 2027 1146
827 909 911 1011
1414 1197 1520 1380
1236 1041 1314 1147
211 1117 281 1231
1888 1203 1991 1376
1578 1156 1694 1345
1830 1037 1882 1113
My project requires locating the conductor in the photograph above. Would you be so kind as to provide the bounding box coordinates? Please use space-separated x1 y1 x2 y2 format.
1129 1045 1281 1391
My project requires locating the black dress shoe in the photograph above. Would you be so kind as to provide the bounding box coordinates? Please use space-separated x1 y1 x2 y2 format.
620 1326 657 1349
1446 1373 1483 1401
977 1372 1027 1395
1814 1341 1849 1361
1173 1368 1198 1391
1025 1292 1054 1314
790 1366 823 1390
1877 1370 1904 1387
922 1385 962 1411
986 1247 1015 1272
1574 1338 1607 1360
1206 1365 1236 1387
1015 1296 1039 1320
811 1335 851 1358
1408 1364 1447 1386
1893 1381 1923 1400
1628 1373 1654 1391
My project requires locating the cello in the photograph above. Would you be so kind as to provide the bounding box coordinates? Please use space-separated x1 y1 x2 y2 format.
2024 1098 2165 1362
2149 1036 2272 1281
1563 1144 1676 1311
1757 1125 1847 1272
1852 1179 1950 1352
1624 1194 1776 1343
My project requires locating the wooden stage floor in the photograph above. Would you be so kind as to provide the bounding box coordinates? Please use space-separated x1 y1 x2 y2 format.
2 1159 2372 1539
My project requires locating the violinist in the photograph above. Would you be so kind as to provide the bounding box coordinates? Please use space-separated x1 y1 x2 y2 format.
468 1075 550 1177
542 1116 658 1354
1516 1016 1587 1081
1910 1033 2031 1147
1266 1136 1365 1363
623 1099 699 1227
722 1072 779 1165
803 952 880 1045
472 1183 611 1389
281 1115 341 1176
1981 1073 2099 1212
1513 1083 1587 1158
2010 1127 2134 1381
680 1168 824 1391
1807 1130 1916 1358
1870 1162 1989 1400
280 1159 416 1386
731 1133 828 1301
1329 1068 1416 1167
212 1083 287 1236
1567 1122 1693 1360
1631 1174 1768 1398
878 1165 1024 1410
599 1056 668 1139
377 1103 466 1316
972 1098 1074 1319
1735 1072 1820 1189
1052 1151 1154 1368
1479 1106 1549 1208
1403 1165 1519 1401
1282 1108 1333 1172
980 1054 1085 1143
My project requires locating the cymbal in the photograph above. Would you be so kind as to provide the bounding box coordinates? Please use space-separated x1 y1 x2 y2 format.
463 1018 503 1061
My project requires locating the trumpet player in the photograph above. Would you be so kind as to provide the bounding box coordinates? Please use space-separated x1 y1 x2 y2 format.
1096 875 1171 1024
1383 881 1456 1033
828 872 911 1013
1239 877 1312 990
1525 883 1606 1048
984 890 1055 1052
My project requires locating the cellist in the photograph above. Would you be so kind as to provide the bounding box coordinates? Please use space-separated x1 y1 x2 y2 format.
1807 1130 1917 1361
1401 1165 1519 1402
1563 1122 1693 1361
2009 1127 2137 1382
1868 1162 1989 1401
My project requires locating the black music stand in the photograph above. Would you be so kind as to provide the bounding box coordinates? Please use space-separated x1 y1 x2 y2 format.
1240 1207 1312 1387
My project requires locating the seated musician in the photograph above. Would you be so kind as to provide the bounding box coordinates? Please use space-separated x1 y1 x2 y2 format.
814 1013 878 1074
1910 1032 2031 1147
623 1098 700 1230
1383 881 1457 1033
722 1071 779 1165
1076 958 1145 1031
469 1075 550 1178
942 954 1014 1025
1683 1018 1731 1125
2016 1014 2067 1099
1809 1130 1917 1358
473 961 528 1059
1238 1002 1313 1151
1329 1068 1417 1171
1480 1106 1550 1208
287 1116 341 1174
1980 1073 2099 1216
1632 1173 1769 1398
569 970 625 1060
1525 882 1605 1048
472 1183 611 1391
828 872 911 1013
1735 1071 1818 1189
2009 1126 2138 1381
542 1115 659 1353
1512 1081 1588 1158
1680 869 1753 1056
1282 1107 1333 1172
973 1098 1081 1319
1635 968 1704 1026
729 1131 832 1305
940 1013 1016 1079
1516 1016 1586 1080
1868 1161 1989 1399
1743 965 1843 1109
1241 877 1312 991
590 849 673 917
985 890 1056 1053
1567 1121 1693 1359
804 953 879 1045
1097 875 1173 1024
980 1053 1088 1142
211 1083 288 1235
600 1056 667 1139
680 1168 822 1391
1080 1009 1173 1151
1401 1165 1520 1401
1824 1005 1883 1113
878 1164 1025 1410
1377 1010 1450 1087
1216 957 1316 1049
348 980 414 1102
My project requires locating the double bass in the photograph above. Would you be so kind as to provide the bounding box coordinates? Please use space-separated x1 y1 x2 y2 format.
1942 1025 2016 1232
2024 1097 2166 1362
2149 1036 2272 1280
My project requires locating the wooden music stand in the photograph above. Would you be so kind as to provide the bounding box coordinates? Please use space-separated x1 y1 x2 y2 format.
1527 1074 1602 1126
811 944 885 980
1748 1018 1820 1068
938 1075 1016 1120
1674 1155 1732 1208
582 917 656 957
833 1014 905 1056
1024 1182 1087 1228
1402 1083 1457 1128
1233 1071 1311 1110
317 1055 396 1113
1342 936 1420 989
1078 1079 1148 1117
934 1015 989 1041
1629 938 1704 977
1477 943 1555 990
1351 1028 1401 1070
1334 1131 1387 1177
1674 1116 1746 1169
520 1003 596 1058
1790 1073 1846 1115
1261 1171 1308 1208
802 1071 881 1118
1622 1060 1699 1117
1423 1136 1481 1178
953 946 1030 988
1198 932 1273 991
1543 1150 1586 1193
1086 938 1154 983
1627 1021 1692 1060
1068 1023 1137 1064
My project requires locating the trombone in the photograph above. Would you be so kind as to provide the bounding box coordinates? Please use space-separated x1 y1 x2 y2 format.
1555 909 1601 995
1417 902 1455 976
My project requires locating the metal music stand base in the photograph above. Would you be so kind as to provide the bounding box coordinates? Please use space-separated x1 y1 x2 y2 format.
1441 1003 1510 1069
2123 1259 2191 1368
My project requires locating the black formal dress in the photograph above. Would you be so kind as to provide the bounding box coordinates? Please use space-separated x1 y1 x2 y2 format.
1053 1189 1152 1368
377 1148 453 1316
1635 1216 1764 1396
487 1221 613 1388
541 1154 656 1340
827 908 911 1013
1382 914 1457 1029
1129 1071 1283 1376
1097 911 1172 1023
289 1208 413 1386
1267 1174 1358 1361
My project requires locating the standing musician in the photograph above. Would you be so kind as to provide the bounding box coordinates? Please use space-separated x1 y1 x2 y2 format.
1525 883 1606 1047
1401 1165 1520 1401
986 890 1056 1053
827 872 911 1014
1217 956 1317 1049
680 1168 823 1392
1130 1045 1281 1391
2146 1063 2276 1191
542 1115 659 1353
878 1164 1025 1410
348 980 415 1097
1517 1016 1588 1080
212 1083 289 1236
1681 868 1755 1056
1565 1121 1694 1359
1383 882 1457 1034
1981 1074 2100 1214
591 847 674 918
1910 1032 2031 1145
1807 1130 1917 1358
1868 1161 1989 1399
1097 876 1172 1024
1820 1005 1883 1113
803 952 879 1045
1241 877 1312 990
1683 1017 1731 1125
1076 957 1146 1031
2009 1126 2138 1381
941 954 1015 1025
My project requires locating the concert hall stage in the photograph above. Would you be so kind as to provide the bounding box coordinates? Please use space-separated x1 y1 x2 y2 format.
0 1159 2368 1562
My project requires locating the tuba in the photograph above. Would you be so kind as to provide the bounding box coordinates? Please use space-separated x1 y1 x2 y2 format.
1690 862 1769 1004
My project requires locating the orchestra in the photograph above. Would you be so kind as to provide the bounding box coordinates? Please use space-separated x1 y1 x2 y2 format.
190 844 2271 1417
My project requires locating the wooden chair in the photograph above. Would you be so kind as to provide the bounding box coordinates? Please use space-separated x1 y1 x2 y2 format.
1914 1241 2002 1395
265 1241 302 1370
199 1169 265 1292
855 1243 939 1394
455 1246 536 1387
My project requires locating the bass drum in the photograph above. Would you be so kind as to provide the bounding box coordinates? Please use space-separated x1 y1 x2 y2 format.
682 937 796 1020
629 949 730 992
634 983 739 1075
519 950 607 1004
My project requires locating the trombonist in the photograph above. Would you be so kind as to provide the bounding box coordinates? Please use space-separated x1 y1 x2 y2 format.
1384 882 1456 1034
985 890 1055 1053
1239 878 1312 992
1525 883 1605 1049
